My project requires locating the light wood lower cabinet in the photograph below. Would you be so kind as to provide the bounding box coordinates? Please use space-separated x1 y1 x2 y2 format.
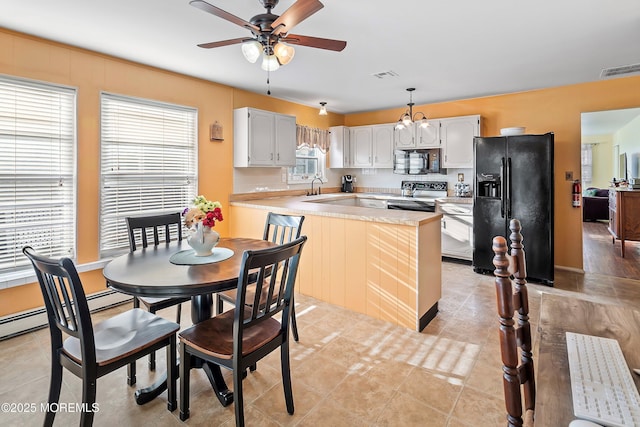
608 188 640 257
229 205 442 331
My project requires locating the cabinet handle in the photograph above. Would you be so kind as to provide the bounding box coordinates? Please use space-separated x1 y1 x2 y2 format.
277 153 280 161
271 153 273 160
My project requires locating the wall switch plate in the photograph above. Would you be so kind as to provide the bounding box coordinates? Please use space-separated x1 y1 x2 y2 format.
565 171 573 181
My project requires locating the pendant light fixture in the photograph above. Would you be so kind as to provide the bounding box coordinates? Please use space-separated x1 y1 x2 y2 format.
319 102 328 116
395 88 429 130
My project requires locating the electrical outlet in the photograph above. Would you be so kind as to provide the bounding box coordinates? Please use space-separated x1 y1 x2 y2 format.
565 171 573 181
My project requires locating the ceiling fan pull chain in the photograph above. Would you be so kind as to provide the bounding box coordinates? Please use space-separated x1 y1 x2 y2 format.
267 69 271 95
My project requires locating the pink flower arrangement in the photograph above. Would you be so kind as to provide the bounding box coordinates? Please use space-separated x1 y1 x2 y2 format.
182 195 223 229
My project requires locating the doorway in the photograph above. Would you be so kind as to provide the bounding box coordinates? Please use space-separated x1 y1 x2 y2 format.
581 107 640 278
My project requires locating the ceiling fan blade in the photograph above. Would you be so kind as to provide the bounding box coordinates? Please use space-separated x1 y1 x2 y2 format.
271 0 324 36
281 34 347 51
197 37 249 49
190 0 260 33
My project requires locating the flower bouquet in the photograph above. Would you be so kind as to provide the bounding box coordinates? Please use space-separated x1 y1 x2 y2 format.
182 195 223 256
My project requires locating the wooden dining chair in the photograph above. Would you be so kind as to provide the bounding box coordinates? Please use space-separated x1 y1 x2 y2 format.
492 218 535 427
179 236 307 427
23 246 179 427
125 212 190 370
216 212 305 341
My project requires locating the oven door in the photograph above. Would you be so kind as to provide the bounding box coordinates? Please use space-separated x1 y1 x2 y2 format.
386 200 436 212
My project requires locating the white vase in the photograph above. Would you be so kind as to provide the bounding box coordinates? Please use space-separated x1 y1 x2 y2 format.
186 223 220 256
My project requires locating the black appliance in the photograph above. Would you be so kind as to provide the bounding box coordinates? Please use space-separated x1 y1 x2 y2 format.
341 175 354 192
473 133 554 285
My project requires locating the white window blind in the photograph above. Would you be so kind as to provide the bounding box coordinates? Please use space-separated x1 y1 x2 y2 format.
100 93 197 255
0 75 76 276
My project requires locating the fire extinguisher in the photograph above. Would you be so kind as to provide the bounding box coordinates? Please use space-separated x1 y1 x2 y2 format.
572 180 581 208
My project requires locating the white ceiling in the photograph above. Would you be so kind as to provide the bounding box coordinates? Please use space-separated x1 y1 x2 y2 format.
582 108 640 136
1 0 639 117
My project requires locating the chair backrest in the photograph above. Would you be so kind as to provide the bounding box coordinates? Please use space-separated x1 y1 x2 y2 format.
263 212 305 244
492 218 535 427
234 236 307 344
125 212 183 252
22 246 96 365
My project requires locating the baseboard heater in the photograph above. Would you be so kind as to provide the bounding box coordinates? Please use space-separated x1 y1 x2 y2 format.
0 290 132 341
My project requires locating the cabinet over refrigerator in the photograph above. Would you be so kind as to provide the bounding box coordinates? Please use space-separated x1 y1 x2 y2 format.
472 133 554 285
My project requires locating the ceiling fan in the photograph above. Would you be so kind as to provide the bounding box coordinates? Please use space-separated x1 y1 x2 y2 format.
190 0 347 71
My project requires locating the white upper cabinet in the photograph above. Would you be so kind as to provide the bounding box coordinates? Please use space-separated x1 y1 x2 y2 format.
440 115 481 169
234 107 296 167
371 124 394 168
329 125 351 168
351 126 373 167
393 121 441 149
350 124 394 168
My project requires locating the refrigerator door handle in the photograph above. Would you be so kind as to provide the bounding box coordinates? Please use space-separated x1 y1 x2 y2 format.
506 157 512 218
500 157 505 218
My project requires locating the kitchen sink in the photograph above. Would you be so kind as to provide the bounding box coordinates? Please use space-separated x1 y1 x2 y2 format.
308 197 388 209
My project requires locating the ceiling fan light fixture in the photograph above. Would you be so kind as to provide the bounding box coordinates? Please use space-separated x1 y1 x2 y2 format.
261 53 280 71
241 40 262 64
319 102 327 116
273 42 295 65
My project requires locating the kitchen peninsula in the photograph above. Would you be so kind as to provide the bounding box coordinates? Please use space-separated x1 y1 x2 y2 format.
228 192 442 331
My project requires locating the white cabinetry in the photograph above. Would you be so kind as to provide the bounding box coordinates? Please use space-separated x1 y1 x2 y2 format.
350 124 394 168
371 124 394 167
329 125 351 168
394 122 441 149
233 107 297 167
439 201 473 261
440 115 480 169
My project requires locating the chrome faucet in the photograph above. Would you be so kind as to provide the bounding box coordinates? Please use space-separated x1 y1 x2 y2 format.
308 177 323 196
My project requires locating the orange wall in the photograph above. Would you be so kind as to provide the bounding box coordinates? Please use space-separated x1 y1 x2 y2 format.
346 77 640 272
1 27 640 315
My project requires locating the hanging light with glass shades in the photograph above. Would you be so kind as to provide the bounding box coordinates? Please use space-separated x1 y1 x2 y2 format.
395 88 429 130
319 102 328 116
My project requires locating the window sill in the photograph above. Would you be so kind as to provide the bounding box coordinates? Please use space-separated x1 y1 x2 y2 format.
0 259 112 290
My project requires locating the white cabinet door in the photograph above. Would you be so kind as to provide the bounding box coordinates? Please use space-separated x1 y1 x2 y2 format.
440 115 480 168
247 109 274 166
416 119 441 148
234 107 297 167
393 125 415 149
351 126 373 167
274 113 296 166
329 126 350 168
372 124 394 168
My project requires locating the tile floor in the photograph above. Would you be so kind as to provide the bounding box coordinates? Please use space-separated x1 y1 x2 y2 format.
2 261 640 426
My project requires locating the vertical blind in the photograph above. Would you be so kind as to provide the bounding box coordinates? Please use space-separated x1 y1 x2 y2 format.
0 76 76 275
100 93 197 255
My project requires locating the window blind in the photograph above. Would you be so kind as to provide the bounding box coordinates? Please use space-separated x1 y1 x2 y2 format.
100 93 197 255
0 76 76 276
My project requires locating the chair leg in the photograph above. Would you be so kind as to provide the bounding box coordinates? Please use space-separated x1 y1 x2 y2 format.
291 297 299 342
148 308 157 371
166 335 177 412
179 342 191 421
216 294 224 315
80 376 97 427
280 342 294 415
233 361 245 427
44 359 63 427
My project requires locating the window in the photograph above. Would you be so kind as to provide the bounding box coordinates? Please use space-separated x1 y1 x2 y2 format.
100 93 197 256
0 76 76 277
288 125 328 183
289 146 325 182
581 144 593 185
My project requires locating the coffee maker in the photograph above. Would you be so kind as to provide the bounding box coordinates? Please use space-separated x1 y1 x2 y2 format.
341 175 354 192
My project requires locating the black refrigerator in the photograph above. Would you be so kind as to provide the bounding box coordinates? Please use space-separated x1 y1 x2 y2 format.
473 133 554 285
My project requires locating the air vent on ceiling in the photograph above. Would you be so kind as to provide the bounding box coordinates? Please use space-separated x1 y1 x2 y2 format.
372 70 399 79
600 63 640 78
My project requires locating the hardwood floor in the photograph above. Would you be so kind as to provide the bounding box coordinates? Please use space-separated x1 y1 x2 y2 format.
583 220 640 279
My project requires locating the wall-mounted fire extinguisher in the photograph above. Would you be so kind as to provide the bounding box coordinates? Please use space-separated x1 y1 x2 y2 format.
572 180 581 208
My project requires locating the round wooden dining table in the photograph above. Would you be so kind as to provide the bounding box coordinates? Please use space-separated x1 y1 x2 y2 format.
103 237 277 407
